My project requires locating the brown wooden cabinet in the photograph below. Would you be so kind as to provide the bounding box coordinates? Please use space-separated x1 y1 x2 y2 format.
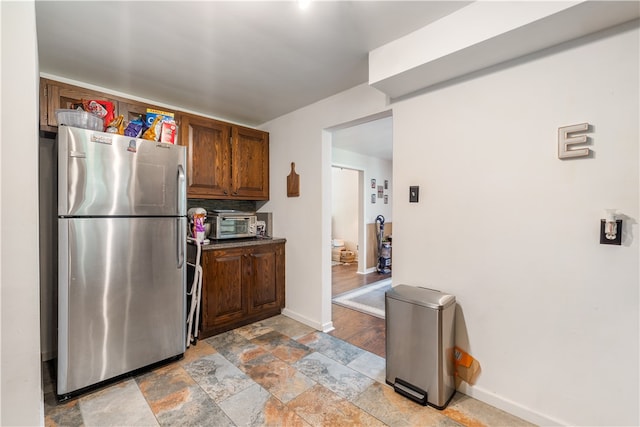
178 113 231 198
231 125 269 200
40 78 269 200
179 113 269 200
118 100 174 126
200 241 285 338
40 79 119 132
39 78 176 133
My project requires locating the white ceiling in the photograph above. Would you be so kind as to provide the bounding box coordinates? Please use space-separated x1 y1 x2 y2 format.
34 2 639 162
35 1 470 129
332 115 393 161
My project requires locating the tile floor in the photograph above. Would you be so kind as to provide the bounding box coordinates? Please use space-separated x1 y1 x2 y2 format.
44 315 535 427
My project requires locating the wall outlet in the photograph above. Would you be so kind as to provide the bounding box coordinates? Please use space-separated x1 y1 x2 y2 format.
600 219 622 245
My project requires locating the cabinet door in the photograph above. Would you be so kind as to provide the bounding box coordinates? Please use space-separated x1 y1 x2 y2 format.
42 80 119 129
231 126 269 200
246 243 284 314
119 101 175 128
179 114 231 198
201 249 246 329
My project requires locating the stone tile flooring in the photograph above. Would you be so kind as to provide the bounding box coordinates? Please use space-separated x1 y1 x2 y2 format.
44 315 535 427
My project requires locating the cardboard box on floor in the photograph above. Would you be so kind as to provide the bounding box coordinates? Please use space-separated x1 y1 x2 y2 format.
340 250 356 263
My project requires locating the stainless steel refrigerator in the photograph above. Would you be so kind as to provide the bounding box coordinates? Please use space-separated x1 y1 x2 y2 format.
57 125 187 397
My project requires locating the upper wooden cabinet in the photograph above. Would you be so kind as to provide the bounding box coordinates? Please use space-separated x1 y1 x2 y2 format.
231 125 269 200
39 78 176 133
178 113 231 198
179 113 269 200
40 79 119 132
118 100 171 125
39 78 269 201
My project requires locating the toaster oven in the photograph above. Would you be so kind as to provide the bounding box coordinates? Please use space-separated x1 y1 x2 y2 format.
209 210 257 239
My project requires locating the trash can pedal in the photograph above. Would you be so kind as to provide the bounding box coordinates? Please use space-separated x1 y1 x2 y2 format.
393 378 428 405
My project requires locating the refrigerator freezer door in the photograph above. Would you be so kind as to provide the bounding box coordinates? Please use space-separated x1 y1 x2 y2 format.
57 216 186 395
58 125 186 217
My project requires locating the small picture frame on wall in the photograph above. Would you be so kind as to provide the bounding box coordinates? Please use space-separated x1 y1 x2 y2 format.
384 195 388 204
371 179 376 189
371 194 376 203
377 185 384 198
384 180 388 190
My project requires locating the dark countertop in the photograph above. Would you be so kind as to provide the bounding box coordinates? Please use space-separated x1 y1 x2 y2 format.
191 236 286 251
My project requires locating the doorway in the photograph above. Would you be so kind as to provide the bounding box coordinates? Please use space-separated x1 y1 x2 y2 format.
327 112 393 355
331 166 363 272
329 112 393 281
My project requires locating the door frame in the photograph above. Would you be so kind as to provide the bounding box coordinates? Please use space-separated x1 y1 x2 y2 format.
323 110 393 330
330 166 366 274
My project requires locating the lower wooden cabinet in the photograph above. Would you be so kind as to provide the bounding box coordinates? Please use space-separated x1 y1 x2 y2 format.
200 241 285 338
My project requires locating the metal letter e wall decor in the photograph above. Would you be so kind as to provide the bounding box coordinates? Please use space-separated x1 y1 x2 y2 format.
558 123 591 159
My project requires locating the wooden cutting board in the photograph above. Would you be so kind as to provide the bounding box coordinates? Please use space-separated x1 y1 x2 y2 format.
287 162 300 197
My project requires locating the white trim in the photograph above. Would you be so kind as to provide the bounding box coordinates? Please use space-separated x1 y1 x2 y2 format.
332 279 391 319
281 308 333 332
333 300 385 318
333 279 391 298
457 384 570 426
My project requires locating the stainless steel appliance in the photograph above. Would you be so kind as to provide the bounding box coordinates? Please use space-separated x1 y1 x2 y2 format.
57 125 187 397
209 210 257 239
385 285 456 409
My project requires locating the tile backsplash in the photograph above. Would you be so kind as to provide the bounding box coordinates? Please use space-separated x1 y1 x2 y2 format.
187 199 263 213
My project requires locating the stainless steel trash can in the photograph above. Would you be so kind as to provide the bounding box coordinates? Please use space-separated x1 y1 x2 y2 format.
385 285 456 409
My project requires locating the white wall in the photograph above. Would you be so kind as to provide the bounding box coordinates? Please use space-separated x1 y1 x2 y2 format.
393 21 639 426
333 147 393 272
262 21 639 426
261 85 390 331
333 147 393 225
0 1 44 425
331 167 359 253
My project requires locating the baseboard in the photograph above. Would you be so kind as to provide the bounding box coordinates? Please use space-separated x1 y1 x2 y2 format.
457 383 569 426
281 308 334 333
322 322 335 333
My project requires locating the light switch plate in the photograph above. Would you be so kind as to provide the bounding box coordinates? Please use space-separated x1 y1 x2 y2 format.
409 186 419 203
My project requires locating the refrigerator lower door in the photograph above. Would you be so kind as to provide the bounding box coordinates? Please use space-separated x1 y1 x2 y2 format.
57 216 186 396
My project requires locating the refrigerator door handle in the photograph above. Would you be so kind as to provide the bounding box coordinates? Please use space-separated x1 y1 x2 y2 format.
177 165 186 215
177 218 185 269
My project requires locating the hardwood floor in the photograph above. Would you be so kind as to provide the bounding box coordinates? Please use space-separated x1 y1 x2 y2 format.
331 262 391 295
329 262 391 358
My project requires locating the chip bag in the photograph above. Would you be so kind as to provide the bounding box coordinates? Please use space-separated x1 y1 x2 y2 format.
105 115 125 135
124 115 146 138
82 99 115 131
